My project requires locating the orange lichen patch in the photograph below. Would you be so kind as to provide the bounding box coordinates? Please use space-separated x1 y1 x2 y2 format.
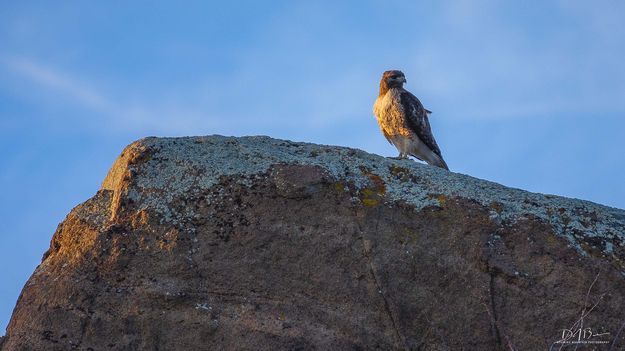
437 195 447 207
428 194 447 207
358 166 386 195
489 201 504 214
357 166 387 207
367 174 386 195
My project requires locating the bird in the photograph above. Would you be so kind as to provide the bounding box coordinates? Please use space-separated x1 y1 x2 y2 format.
373 70 449 170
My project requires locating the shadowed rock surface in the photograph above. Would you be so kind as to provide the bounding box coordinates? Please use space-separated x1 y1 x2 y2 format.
3 135 625 350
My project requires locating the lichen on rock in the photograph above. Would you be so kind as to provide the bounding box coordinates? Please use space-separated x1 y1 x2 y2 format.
103 135 625 260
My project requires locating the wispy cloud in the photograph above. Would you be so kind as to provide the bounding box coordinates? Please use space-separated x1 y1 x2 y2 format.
3 0 624 131
0 56 225 134
0 54 370 138
4 56 112 111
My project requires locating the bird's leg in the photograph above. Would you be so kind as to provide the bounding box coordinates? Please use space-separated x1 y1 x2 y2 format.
388 153 408 160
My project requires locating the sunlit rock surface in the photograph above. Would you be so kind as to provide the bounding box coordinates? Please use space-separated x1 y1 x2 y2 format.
3 135 625 350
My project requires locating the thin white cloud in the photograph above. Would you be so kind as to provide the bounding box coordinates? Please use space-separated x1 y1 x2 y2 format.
3 56 112 111
0 54 366 137
0 56 226 134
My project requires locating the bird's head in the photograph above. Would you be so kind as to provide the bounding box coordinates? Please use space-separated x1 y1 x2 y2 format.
382 70 406 88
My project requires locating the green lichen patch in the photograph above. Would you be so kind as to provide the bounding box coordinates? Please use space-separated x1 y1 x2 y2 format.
333 182 345 193
359 188 382 207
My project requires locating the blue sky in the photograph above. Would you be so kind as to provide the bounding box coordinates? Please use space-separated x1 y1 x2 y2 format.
1 1 624 332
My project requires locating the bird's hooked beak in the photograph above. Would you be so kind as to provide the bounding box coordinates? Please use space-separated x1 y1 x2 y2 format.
400 77 407 84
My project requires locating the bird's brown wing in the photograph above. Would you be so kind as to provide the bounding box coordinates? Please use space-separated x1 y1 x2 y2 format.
399 91 443 158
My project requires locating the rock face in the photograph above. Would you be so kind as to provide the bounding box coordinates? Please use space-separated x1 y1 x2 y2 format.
3 135 625 350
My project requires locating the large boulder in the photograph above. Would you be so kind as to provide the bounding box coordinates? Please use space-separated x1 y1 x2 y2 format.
3 135 625 350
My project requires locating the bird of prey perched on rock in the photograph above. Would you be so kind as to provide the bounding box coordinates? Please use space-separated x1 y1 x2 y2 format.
373 70 449 170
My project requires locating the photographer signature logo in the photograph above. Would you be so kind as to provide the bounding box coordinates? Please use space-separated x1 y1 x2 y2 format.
554 327 610 345
549 273 619 350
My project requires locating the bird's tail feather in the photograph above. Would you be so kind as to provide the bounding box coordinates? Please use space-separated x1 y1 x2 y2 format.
431 155 449 171
408 147 449 171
